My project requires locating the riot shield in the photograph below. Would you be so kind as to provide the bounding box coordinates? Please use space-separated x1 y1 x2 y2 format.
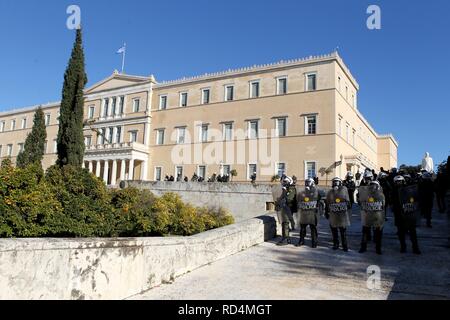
359 186 385 228
398 185 420 227
297 187 320 225
272 185 291 224
326 186 351 228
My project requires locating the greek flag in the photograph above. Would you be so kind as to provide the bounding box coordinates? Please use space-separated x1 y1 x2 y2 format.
116 45 126 54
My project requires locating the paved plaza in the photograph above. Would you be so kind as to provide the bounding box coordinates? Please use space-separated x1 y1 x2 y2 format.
131 206 450 300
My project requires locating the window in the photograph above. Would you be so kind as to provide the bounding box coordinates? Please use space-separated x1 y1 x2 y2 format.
338 116 342 136
223 165 231 176
156 129 165 145
108 127 114 144
277 163 286 177
250 81 260 98
11 119 16 130
0 145 2 157
116 126 122 143
111 97 117 115
201 89 210 104
277 77 287 95
248 120 259 139
352 129 356 147
130 131 138 143
21 118 27 129
346 124 350 143
0 121 5 132
306 73 317 91
199 124 208 143
175 166 183 180
85 136 92 147
88 106 95 119
132 99 140 113
345 86 349 100
45 114 51 126
276 118 287 137
159 95 167 110
225 85 234 101
305 115 317 135
154 167 162 181
7 144 13 157
53 140 57 153
305 162 317 179
198 165 206 179
248 164 257 180
176 127 186 144
43 141 47 154
180 92 188 107
119 96 125 114
103 99 109 117
99 128 106 144
18 143 24 153
338 76 341 92
223 123 233 141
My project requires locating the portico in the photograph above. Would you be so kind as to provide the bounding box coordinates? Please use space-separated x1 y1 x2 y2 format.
83 141 149 186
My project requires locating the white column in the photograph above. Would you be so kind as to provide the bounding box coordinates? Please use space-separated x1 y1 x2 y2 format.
112 127 118 144
111 160 118 186
103 160 109 184
141 160 148 181
100 99 105 119
129 159 135 181
88 161 93 173
95 160 101 177
120 159 126 181
107 100 113 118
82 161 86 169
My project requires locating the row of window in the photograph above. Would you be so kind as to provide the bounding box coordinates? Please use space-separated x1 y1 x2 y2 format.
158 74 317 110
0 140 58 158
153 161 317 181
89 97 141 120
84 127 139 146
155 115 318 145
0 114 53 132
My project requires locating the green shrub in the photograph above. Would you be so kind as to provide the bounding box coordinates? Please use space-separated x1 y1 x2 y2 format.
0 162 62 237
44 165 114 237
0 164 234 238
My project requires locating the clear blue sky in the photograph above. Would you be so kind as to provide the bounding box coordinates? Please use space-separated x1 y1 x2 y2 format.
0 0 449 167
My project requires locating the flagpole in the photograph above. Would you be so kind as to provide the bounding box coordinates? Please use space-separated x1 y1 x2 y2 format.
121 43 126 74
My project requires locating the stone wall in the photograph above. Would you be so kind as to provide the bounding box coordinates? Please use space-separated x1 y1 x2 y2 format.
125 181 275 222
0 215 276 300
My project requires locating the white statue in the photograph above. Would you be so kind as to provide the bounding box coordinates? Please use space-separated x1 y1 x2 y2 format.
421 152 434 173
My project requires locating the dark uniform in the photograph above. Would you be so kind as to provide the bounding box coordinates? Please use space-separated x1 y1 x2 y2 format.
343 178 356 206
391 178 421 254
286 185 297 230
418 174 434 227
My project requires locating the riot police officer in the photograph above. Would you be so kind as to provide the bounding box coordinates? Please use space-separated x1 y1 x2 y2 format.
358 181 385 255
391 175 421 254
343 172 356 206
325 178 351 252
296 178 320 248
272 176 295 246
418 171 434 228
286 177 297 230
377 172 392 221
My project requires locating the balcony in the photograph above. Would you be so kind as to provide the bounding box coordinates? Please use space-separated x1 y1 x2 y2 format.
85 142 149 155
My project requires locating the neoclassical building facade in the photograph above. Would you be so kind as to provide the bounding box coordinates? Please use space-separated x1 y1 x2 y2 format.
0 52 398 185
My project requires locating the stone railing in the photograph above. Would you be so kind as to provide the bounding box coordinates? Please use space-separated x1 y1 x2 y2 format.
86 142 149 153
125 181 276 222
0 215 277 300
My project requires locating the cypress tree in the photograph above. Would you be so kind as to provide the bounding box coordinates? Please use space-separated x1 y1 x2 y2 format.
16 107 47 168
56 28 88 167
